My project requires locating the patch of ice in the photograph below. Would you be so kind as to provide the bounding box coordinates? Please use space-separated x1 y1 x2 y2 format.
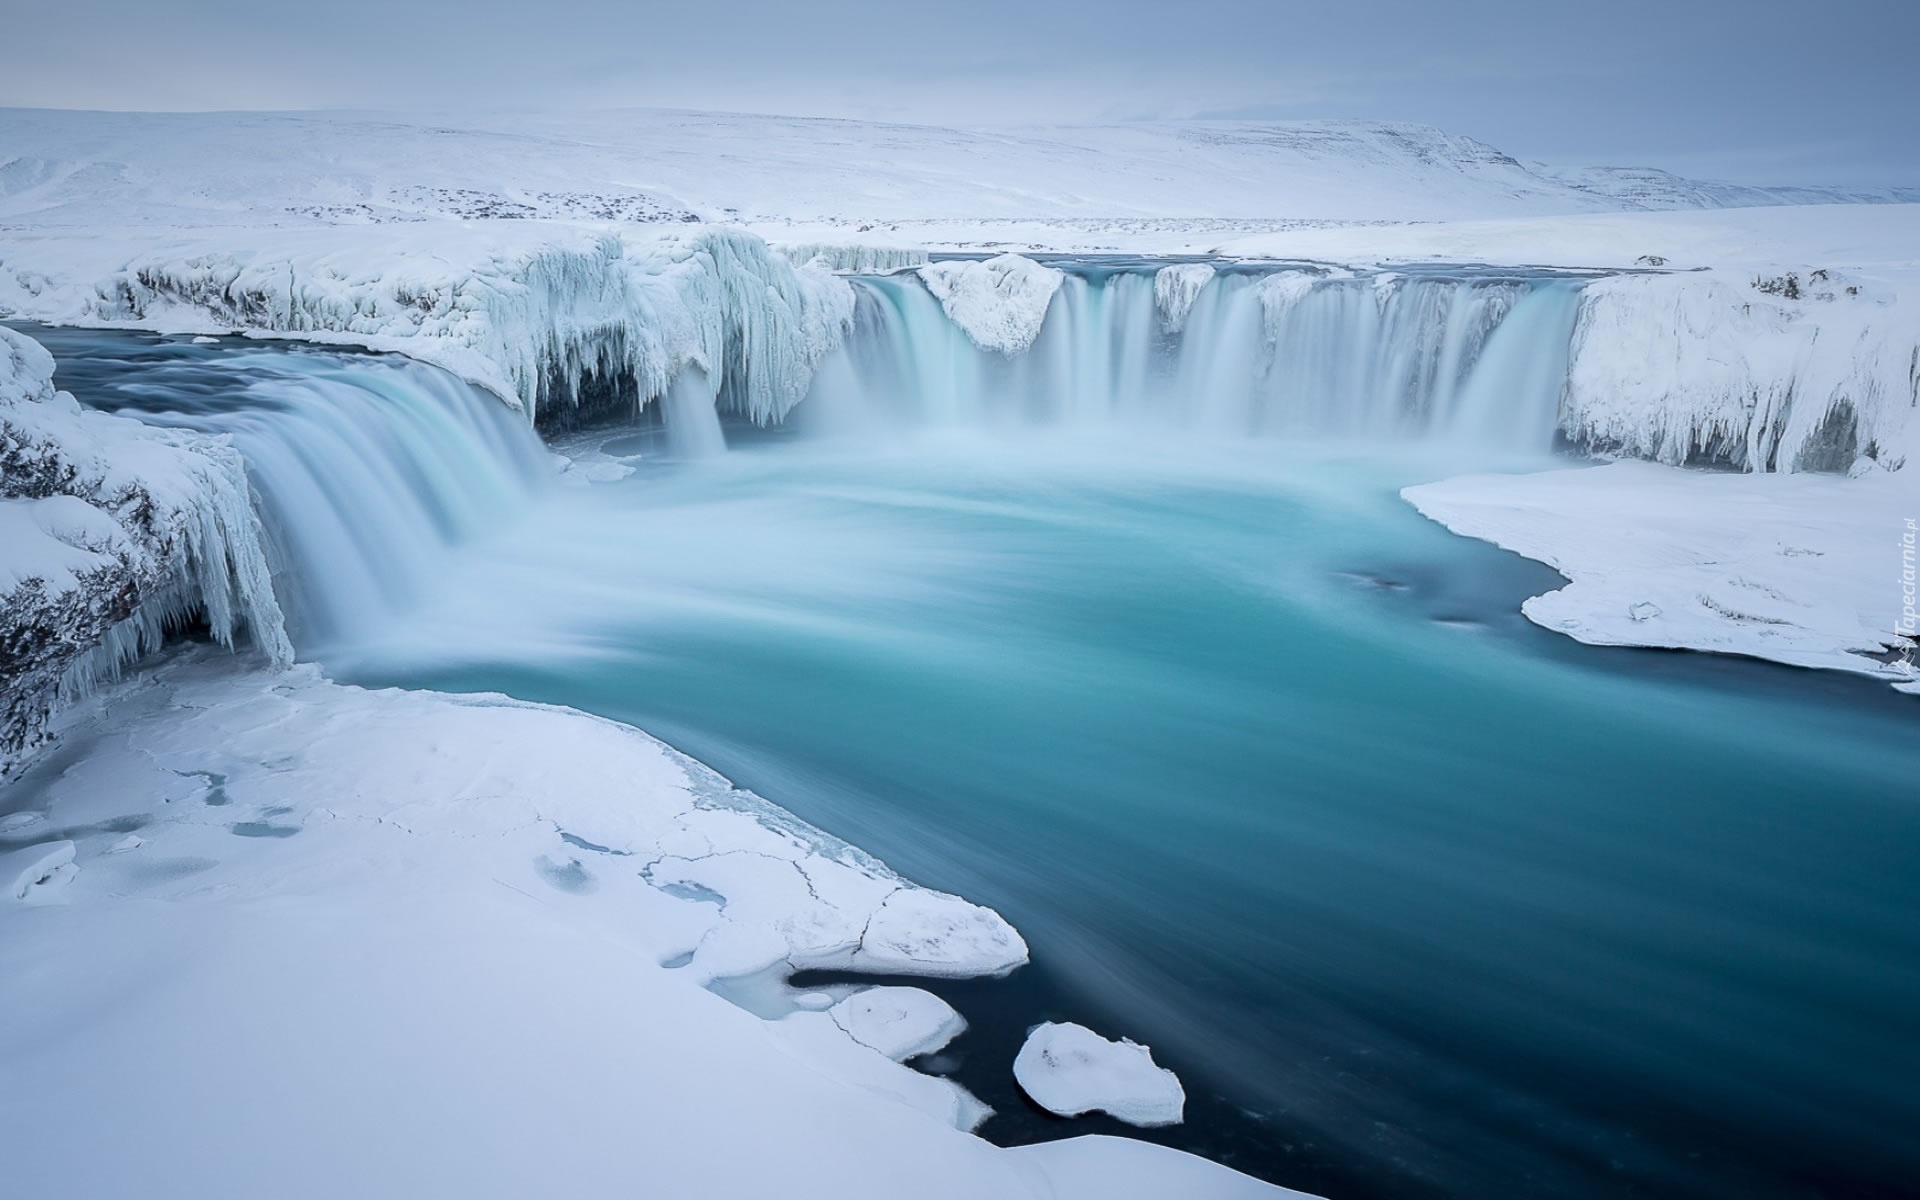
1013 1021 1186 1127
830 986 966 1061
846 884 1029 978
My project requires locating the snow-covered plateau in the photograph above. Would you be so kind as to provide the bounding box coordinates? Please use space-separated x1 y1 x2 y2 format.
1 105 1916 1198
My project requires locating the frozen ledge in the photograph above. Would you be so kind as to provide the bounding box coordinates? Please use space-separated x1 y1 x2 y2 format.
1403 460 1917 693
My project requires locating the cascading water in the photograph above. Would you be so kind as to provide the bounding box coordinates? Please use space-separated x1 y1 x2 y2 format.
35 332 552 650
796 263 1586 448
34 260 1590 656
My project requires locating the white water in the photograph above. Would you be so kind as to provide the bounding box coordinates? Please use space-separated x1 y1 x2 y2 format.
45 263 1587 661
45 336 551 650
798 266 1586 447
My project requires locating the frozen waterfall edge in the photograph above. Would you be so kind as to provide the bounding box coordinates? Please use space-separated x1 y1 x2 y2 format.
75 227 858 432
0 326 290 775
6 228 1909 472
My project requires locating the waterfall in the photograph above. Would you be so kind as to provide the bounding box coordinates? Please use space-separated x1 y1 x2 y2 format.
77 341 552 650
48 261 1585 659
797 264 1587 450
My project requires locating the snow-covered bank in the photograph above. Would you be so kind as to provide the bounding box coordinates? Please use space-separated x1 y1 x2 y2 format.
0 647 1300 1198
1404 462 1917 693
0 326 288 774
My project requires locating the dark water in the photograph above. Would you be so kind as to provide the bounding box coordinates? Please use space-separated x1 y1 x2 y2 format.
30 323 1920 1200
355 440 1918 1200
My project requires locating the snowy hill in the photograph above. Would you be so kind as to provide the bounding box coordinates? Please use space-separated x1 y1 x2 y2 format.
0 108 1907 234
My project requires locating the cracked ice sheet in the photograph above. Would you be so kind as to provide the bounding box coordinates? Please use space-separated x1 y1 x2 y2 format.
1403 461 1919 691
0 646 1305 1198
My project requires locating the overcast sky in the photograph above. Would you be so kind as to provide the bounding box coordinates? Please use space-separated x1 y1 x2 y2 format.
3 0 1914 186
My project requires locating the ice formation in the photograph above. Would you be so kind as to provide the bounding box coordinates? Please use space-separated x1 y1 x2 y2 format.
0 327 289 773
1564 270 1918 472
1153 263 1216 333
5 216 1912 482
39 227 856 430
782 243 930 274
1013 1022 1186 1127
915 255 1066 354
830 986 967 1061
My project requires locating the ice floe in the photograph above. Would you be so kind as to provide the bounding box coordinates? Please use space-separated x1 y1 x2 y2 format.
1013 1021 1186 1127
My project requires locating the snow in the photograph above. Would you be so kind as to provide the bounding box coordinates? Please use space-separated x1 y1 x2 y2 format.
769 1005 993 1133
1012 1135 1296 1200
5 109 1901 241
831 986 967 1061
1013 1022 1186 1127
915 254 1065 353
0 647 1305 1198
1 839 75 903
1404 462 1917 689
